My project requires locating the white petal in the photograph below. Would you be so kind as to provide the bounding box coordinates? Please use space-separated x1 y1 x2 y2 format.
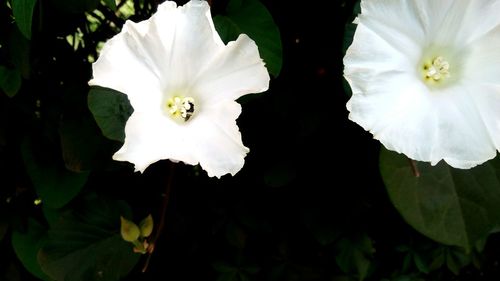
468 82 500 154
344 21 418 101
187 101 249 178
464 25 500 85
150 0 226 90
89 20 163 111
114 100 249 177
358 0 426 51
430 0 500 46
113 111 198 173
350 74 496 168
193 34 270 104
389 84 494 169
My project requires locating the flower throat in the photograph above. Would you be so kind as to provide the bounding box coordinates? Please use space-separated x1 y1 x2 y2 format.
166 96 195 122
422 56 450 83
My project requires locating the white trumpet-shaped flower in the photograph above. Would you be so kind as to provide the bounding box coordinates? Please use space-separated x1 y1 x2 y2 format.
345 0 500 169
89 0 270 177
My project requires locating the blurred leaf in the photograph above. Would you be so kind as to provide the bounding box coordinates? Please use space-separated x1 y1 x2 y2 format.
22 139 90 209
302 208 341 246
213 261 259 281
401 254 412 273
226 223 247 249
385 275 424 281
0 66 22 97
12 0 37 39
0 219 8 242
11 219 50 280
413 253 429 274
332 276 357 281
242 265 260 275
264 162 296 188
380 149 500 251
7 26 31 78
48 0 99 13
38 194 140 281
88 86 133 142
103 0 117 10
217 272 238 281
42 205 61 227
59 116 105 172
471 250 483 270
429 247 445 271
213 261 236 273
2 263 22 281
335 234 374 281
239 272 251 281
214 0 282 76
445 247 471 275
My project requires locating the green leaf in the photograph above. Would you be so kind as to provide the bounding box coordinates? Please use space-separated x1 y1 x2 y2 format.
0 66 22 97
22 139 89 209
120 216 140 242
103 0 117 10
139 214 153 238
214 0 282 77
12 0 37 39
380 149 500 252
38 194 140 281
12 219 50 280
88 86 133 142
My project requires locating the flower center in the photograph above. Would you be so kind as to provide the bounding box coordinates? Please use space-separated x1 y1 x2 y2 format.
422 56 450 82
165 96 195 122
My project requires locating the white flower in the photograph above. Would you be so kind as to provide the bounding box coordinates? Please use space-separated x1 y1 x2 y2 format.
89 0 270 177
345 0 500 169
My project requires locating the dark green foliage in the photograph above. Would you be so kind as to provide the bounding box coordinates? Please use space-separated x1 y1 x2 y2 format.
380 148 500 252
38 194 140 281
214 0 282 77
0 66 22 97
11 219 50 280
11 0 37 39
88 87 133 142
